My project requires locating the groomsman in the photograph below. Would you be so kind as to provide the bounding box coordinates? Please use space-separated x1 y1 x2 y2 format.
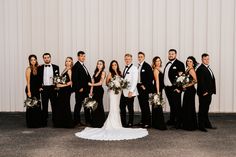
120 53 139 127
38 53 60 127
137 52 154 128
163 49 185 128
196 53 216 132
72 51 92 126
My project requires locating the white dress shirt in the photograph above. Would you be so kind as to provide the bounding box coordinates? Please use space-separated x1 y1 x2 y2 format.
138 61 144 83
164 60 175 86
43 64 54 86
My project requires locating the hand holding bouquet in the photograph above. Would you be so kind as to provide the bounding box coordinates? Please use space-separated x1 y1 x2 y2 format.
107 76 129 94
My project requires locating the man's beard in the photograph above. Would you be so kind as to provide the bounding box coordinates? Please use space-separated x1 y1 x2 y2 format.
169 58 175 61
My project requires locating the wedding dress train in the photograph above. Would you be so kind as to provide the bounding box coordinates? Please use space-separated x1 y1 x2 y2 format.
75 90 148 141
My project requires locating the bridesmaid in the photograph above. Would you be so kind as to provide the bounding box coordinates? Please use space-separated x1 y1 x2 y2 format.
151 56 167 130
88 60 106 128
53 57 74 128
182 56 198 131
25 54 42 128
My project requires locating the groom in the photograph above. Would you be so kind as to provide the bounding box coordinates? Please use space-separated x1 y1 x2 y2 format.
120 53 139 127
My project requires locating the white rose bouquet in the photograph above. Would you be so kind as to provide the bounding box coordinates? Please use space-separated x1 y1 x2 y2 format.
149 93 165 108
107 76 129 94
174 73 192 87
82 97 98 111
24 97 40 108
52 74 67 84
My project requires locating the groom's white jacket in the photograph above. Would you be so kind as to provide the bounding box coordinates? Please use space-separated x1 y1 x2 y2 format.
123 64 139 97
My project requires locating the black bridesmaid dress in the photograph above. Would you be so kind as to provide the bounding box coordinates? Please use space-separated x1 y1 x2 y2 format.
53 71 74 128
152 71 167 130
91 72 106 128
25 71 42 128
182 69 198 131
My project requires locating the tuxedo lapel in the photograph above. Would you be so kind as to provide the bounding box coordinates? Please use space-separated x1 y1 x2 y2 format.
123 64 133 78
52 64 59 76
78 62 89 76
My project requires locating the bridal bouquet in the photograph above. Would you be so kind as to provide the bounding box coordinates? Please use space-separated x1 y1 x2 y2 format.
149 93 165 108
174 73 192 87
24 97 40 108
82 97 98 111
107 76 129 94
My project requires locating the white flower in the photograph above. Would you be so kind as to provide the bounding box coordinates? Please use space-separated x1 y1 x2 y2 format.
113 79 121 87
107 76 129 94
149 93 165 108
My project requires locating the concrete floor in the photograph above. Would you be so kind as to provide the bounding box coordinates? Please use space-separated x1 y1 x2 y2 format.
0 112 236 157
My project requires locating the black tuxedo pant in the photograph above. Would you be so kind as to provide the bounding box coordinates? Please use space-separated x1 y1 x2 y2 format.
198 94 212 128
165 86 182 125
120 94 134 127
74 91 91 125
137 85 151 126
41 86 57 126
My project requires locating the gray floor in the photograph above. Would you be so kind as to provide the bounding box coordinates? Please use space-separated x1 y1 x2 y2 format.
0 112 236 157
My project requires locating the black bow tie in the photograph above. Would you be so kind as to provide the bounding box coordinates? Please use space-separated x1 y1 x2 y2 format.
167 61 172 65
125 65 129 68
45 65 51 67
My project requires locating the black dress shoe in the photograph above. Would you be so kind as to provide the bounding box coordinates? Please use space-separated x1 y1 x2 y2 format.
135 122 143 126
175 123 182 129
79 122 87 126
74 122 87 127
166 120 175 126
199 127 208 132
206 126 217 129
41 122 47 127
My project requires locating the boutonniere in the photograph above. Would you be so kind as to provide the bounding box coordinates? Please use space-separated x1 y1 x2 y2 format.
142 69 145 72
172 66 177 69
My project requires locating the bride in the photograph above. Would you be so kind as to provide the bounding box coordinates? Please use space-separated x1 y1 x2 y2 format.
75 60 148 140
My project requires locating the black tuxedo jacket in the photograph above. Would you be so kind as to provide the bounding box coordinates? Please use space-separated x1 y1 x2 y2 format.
139 61 154 93
196 64 216 96
164 59 185 85
38 64 60 88
71 61 91 93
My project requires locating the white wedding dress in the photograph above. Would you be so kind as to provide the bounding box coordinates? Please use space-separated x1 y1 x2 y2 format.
75 90 148 141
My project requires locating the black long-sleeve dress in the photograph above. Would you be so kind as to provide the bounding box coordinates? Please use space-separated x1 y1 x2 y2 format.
91 72 106 128
25 70 42 128
152 70 167 130
53 71 74 128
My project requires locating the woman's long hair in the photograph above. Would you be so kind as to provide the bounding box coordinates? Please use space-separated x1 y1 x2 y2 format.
28 54 39 74
93 60 105 78
109 60 122 77
152 56 162 69
65 57 74 68
186 56 198 69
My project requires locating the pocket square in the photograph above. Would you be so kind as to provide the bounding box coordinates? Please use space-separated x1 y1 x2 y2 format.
142 69 145 72
173 66 177 69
